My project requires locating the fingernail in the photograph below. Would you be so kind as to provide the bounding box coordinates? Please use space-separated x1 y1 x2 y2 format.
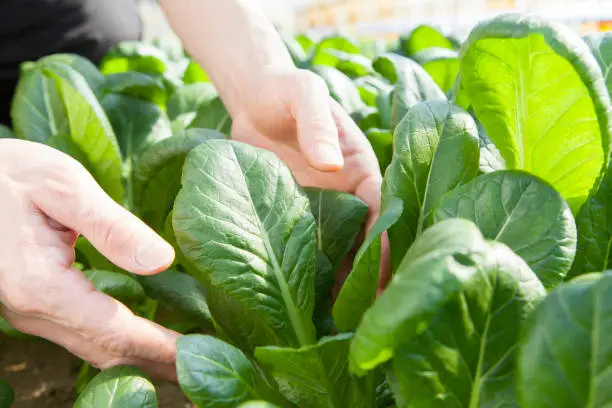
136 239 175 273
313 142 344 168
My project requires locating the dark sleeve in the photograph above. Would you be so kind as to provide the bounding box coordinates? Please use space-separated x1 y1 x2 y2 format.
0 0 142 126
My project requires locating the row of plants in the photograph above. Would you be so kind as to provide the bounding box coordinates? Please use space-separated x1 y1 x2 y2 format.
3 12 612 408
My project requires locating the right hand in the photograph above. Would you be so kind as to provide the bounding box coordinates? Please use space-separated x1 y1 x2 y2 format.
0 139 179 380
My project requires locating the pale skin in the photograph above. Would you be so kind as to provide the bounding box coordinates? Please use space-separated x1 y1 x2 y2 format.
0 0 384 381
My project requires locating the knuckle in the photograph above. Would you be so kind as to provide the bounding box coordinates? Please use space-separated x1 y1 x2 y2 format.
294 69 328 95
94 332 134 358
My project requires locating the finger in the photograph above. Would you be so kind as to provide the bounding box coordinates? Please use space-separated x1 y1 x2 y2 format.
290 70 344 171
29 165 174 275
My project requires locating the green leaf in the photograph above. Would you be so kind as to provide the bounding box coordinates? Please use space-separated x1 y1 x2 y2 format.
304 188 368 270
433 170 577 288
383 100 480 270
238 402 281 408
365 128 393 173
0 316 37 340
311 65 365 114
313 48 373 78
388 242 544 408
0 125 14 139
138 269 213 330
517 271 612 408
354 76 393 107
0 378 14 408
313 251 335 338
177 335 282 408
255 333 375 408
401 25 455 56
188 97 232 136
100 42 169 76
102 72 167 106
476 118 506 173
74 366 157 408
134 128 224 232
352 106 382 132
167 82 218 121
75 237 120 272
584 32 612 99
333 196 403 332
173 140 317 349
83 269 145 302
183 60 210 84
296 34 317 55
456 14 612 213
350 219 545 376
42 53 104 93
412 47 459 93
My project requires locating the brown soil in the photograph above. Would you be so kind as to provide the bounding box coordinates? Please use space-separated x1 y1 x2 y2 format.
1 335 192 408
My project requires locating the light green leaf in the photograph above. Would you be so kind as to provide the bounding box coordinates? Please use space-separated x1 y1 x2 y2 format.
412 47 459 93
188 97 232 136
74 366 157 408
518 271 612 408
183 60 210 84
456 14 612 213
313 48 373 78
433 170 577 288
177 335 282 408
383 100 480 270
167 83 218 121
75 237 120 272
173 140 317 349
256 334 375 408
365 128 393 173
83 269 145 302
333 196 403 332
0 378 14 408
401 25 454 57
43 53 104 93
100 42 169 76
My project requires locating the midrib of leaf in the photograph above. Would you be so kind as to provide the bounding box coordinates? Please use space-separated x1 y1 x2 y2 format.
216 113 230 132
602 238 612 271
41 75 59 136
232 147 314 347
468 311 492 408
514 43 528 169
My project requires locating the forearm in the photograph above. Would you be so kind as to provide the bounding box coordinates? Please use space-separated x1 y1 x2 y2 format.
160 0 294 115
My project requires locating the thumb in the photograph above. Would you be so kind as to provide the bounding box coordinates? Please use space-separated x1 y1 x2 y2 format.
30 167 174 275
290 70 344 171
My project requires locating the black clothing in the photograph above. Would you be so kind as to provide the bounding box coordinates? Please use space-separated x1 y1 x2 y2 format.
0 0 142 125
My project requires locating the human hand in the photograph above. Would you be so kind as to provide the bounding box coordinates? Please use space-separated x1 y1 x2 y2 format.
0 139 178 380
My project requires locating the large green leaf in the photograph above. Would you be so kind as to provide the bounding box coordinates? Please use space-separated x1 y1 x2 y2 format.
255 334 375 408
102 72 167 106
517 272 612 408
382 100 480 270
433 170 577 288
0 378 14 408
134 128 224 232
412 47 459 93
313 251 336 337
188 97 232 136
74 366 157 408
167 83 218 121
388 242 544 408
173 140 317 349
138 269 213 330
177 335 282 408
584 32 612 99
43 53 104 93
83 269 145 302
311 65 365 114
456 14 612 213
333 196 403 332
400 25 455 57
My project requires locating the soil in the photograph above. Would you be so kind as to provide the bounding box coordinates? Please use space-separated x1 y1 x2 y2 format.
1 335 192 408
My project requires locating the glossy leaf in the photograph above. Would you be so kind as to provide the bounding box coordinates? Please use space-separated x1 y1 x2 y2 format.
177 335 282 408
0 378 13 408
83 269 145 302
333 196 403 332
255 333 375 408
382 100 479 270
433 170 577 288
457 14 612 213
102 72 166 106
389 242 544 408
401 25 454 56
518 272 612 408
173 140 317 349
311 65 365 114
584 32 612 98
138 269 213 330
74 366 157 408
134 128 224 232
412 47 459 92
188 97 232 136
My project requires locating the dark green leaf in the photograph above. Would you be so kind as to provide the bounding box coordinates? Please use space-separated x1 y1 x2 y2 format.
313 251 335 338
177 335 282 408
383 100 479 270
83 269 145 302
74 366 157 408
256 333 375 408
102 72 167 106
75 237 120 272
0 378 14 408
333 196 403 332
518 272 612 408
173 140 317 349
0 125 13 139
433 170 577 288
456 14 612 213
476 118 506 173
0 316 37 340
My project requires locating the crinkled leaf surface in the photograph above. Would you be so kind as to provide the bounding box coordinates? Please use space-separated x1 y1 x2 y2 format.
333 196 403 332
457 14 612 213
177 335 282 408
74 366 157 408
83 269 145 302
173 140 317 349
433 170 577 288
382 100 479 270
518 271 612 408
389 243 545 408
0 378 13 408
255 333 375 408
412 47 459 92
